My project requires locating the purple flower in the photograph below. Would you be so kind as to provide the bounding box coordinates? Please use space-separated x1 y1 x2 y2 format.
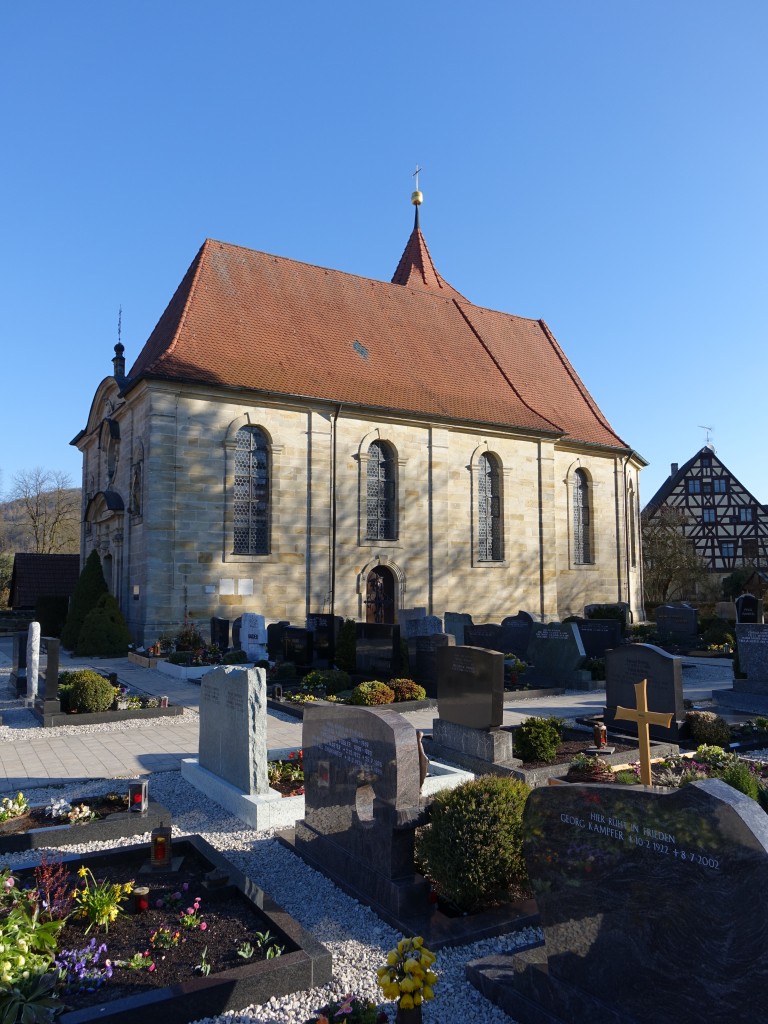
182 882 189 891
155 899 164 908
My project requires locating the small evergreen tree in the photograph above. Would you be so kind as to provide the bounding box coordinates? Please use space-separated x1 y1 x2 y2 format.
76 594 132 657
61 550 108 650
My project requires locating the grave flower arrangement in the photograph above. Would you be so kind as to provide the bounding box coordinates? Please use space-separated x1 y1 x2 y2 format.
305 993 388 1024
267 750 305 795
377 935 438 1013
0 791 29 822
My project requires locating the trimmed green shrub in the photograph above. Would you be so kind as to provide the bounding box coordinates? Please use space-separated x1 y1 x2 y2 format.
302 669 351 695
514 716 564 763
167 651 193 665
701 618 734 647
62 669 115 713
390 678 426 702
349 680 395 706
686 710 731 747
276 661 297 680
415 775 530 912
58 683 73 713
222 648 248 665
334 619 357 673
60 550 108 650
720 760 760 801
75 594 132 657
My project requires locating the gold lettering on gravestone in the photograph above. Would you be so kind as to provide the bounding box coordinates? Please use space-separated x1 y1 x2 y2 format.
615 679 673 785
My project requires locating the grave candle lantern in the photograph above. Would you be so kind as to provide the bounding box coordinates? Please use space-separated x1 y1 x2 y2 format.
151 823 172 869
128 780 148 813
134 886 150 912
593 722 607 748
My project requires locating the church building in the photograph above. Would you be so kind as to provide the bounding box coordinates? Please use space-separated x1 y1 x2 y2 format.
73 192 646 644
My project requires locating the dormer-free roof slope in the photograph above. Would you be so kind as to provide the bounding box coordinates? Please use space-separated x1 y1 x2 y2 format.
127 236 629 450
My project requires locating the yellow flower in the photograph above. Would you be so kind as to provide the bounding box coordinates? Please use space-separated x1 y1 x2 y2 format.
387 950 398 966
376 967 390 980
425 970 438 985
412 936 424 948
382 982 400 1000
399 977 415 993
77 866 87 879
399 994 414 1010
413 993 423 1006
397 939 407 955
404 957 419 973
422 985 435 1001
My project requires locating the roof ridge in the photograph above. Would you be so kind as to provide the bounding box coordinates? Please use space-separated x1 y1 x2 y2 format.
391 226 465 299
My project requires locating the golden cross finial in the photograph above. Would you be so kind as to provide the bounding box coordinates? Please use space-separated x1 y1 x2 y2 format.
614 679 673 785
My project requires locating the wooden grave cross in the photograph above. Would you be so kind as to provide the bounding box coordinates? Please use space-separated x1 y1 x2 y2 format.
614 678 673 786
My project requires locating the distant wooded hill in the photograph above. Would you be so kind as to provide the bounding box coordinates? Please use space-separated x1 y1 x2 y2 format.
0 488 81 555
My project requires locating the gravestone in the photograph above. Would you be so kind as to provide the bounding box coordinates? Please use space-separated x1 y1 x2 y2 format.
267 620 291 660
407 632 454 698
355 623 401 676
291 703 428 917
398 607 427 630
713 623 768 715
573 617 623 659
11 630 29 696
26 622 41 702
584 601 631 628
655 603 698 642
715 601 737 622
282 627 314 668
500 612 536 659
525 622 589 688
736 593 764 624
604 643 683 742
463 622 504 652
239 612 268 661
210 616 230 651
467 779 768 1024
306 613 341 666
444 611 473 646
404 614 443 639
198 666 269 795
431 646 513 765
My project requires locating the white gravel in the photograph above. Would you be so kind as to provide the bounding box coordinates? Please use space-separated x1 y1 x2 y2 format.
1 769 537 1024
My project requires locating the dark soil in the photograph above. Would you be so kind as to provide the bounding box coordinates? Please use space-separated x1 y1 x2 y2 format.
521 735 636 769
21 849 293 1014
0 794 128 836
269 779 305 797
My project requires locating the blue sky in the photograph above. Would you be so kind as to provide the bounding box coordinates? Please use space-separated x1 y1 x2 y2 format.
2 2 766 506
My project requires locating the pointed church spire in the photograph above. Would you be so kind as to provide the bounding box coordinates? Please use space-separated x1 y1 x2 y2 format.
391 168 464 298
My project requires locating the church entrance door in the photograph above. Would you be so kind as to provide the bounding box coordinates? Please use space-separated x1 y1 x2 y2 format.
365 566 396 624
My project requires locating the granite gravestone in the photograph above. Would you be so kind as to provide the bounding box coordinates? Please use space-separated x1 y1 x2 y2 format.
407 632 454 698
467 779 768 1024
716 601 737 622
355 623 401 676
292 703 427 917
267 621 291 660
11 630 29 695
405 615 443 639
306 614 341 666
282 627 314 668
604 644 683 742
198 666 269 795
525 622 588 688
239 612 268 661
210 616 230 651
655 604 698 642
736 593 763 624
398 607 427 630
26 622 41 702
573 618 623 659
431 646 514 765
463 622 504 652
584 602 630 629
713 624 768 716
444 612 473 646
500 612 536 659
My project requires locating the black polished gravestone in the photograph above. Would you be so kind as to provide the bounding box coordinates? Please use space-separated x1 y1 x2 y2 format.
306 614 342 667
282 627 313 668
463 622 504 652
286 704 428 919
736 593 764 625
500 612 535 659
525 622 589 688
573 618 623 659
266 621 291 661
713 623 768 716
32 637 62 724
10 630 29 696
655 603 698 641
210 616 230 651
355 623 402 677
604 644 683 742
467 780 768 1024
407 632 454 698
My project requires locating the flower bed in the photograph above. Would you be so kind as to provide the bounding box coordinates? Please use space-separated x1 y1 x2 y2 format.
5 835 332 1024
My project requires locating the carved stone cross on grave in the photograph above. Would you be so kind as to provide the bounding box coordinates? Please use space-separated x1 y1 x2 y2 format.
615 678 673 785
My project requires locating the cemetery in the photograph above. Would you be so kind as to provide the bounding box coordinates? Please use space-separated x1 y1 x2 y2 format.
3 596 768 1023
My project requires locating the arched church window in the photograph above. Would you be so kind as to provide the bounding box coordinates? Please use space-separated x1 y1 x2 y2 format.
366 441 397 540
573 468 592 564
233 426 270 555
130 462 143 516
478 452 503 561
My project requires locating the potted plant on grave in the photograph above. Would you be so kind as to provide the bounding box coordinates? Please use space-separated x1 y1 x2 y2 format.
505 655 527 686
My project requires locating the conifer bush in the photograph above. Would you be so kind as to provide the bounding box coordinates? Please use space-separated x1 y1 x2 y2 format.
75 594 132 657
60 550 108 650
349 680 395 705
415 775 530 912
63 670 116 713
513 716 564 763
334 619 357 674
686 710 731 747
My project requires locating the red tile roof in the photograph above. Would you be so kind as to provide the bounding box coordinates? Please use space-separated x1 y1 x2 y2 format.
127 236 628 449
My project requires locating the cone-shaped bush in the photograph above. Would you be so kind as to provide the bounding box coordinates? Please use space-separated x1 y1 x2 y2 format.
60 550 108 650
76 593 132 657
